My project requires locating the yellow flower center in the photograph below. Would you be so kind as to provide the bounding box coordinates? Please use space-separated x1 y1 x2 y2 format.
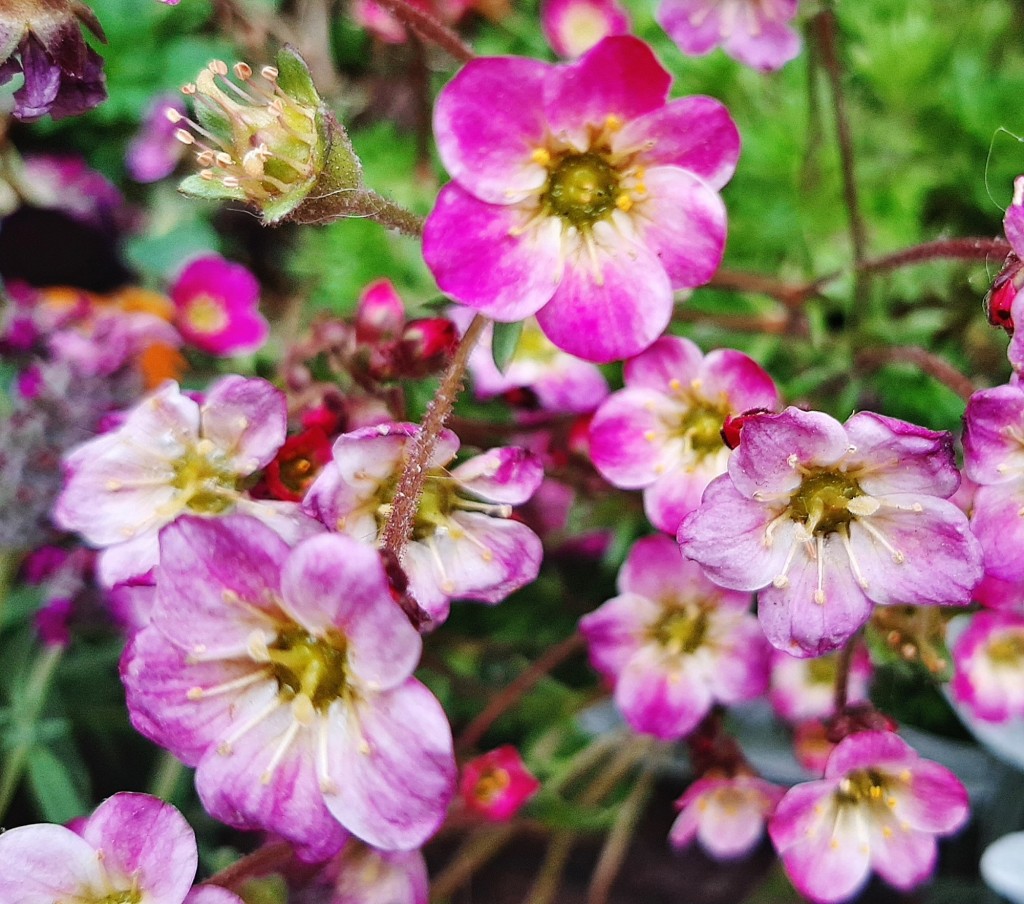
170 440 238 514
650 604 709 655
184 294 229 335
788 471 865 536
266 627 350 711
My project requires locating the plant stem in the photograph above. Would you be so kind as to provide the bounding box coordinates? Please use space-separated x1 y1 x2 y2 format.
833 635 857 713
202 841 294 892
149 751 186 801
855 345 976 402
358 189 426 237
456 632 585 753
429 824 519 902
371 0 476 62
523 831 575 904
381 314 488 565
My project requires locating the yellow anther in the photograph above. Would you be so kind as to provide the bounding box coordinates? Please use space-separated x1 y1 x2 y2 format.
644 430 657 442
605 114 623 132
615 193 633 212
669 378 683 392
531 148 552 166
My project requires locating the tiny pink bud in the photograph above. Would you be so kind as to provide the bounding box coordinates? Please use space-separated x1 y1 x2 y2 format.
355 278 405 343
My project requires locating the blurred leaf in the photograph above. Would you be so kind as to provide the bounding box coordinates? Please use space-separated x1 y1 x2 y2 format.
27 745 90 824
491 320 522 374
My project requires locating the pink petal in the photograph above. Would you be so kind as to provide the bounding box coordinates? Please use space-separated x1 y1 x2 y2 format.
618 533 718 602
645 456 727 535
776 804 872 903
615 645 712 739
579 591 662 678
697 793 767 860
434 56 551 204
589 387 681 488
324 679 455 851
616 96 739 191
185 888 246 904
657 0 727 56
963 384 1024 484
535 219 672 363
722 13 801 71
867 822 936 891
971 484 1024 582
0 824 104 903
623 335 704 392
700 348 780 411
423 185 563 322
631 167 726 289
899 760 970 834
450 447 544 505
201 376 287 473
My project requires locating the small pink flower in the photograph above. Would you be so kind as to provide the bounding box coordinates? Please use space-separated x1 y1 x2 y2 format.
657 0 801 72
0 792 240 904
950 610 1024 722
303 837 429 904
127 94 188 182
590 336 778 534
679 408 983 657
770 646 872 723
670 773 783 860
304 422 544 624
541 0 631 59
769 731 969 903
423 36 739 364
170 255 269 357
580 534 769 740
122 515 456 856
460 746 540 821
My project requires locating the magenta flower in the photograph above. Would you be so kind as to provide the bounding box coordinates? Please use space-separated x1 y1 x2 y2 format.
459 746 540 821
304 422 544 624
579 534 769 740
423 36 739 364
122 515 456 856
770 646 872 723
54 376 314 587
769 731 970 903
679 408 983 657
0 792 241 904
670 773 783 860
170 255 269 356
590 336 778 534
540 0 631 59
950 610 1024 722
657 0 801 72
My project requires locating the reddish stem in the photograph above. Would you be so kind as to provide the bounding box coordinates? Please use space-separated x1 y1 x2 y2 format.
201 841 294 893
855 345 976 402
370 0 476 62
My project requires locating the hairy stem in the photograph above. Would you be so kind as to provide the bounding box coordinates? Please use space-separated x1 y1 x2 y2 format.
370 0 476 62
381 314 488 565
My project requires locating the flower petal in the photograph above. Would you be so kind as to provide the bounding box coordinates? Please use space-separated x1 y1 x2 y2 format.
0 824 104 904
615 645 712 739
201 376 286 472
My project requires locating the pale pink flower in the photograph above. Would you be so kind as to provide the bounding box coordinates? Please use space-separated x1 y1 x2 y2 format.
769 731 969 903
770 646 872 723
170 255 269 357
0 792 241 904
122 515 456 857
423 36 739 363
304 422 544 624
657 0 801 71
590 335 778 534
127 94 188 182
679 408 983 657
580 534 769 740
54 376 315 586
460 746 540 821
670 773 783 860
950 610 1024 722
298 837 429 904
541 0 630 59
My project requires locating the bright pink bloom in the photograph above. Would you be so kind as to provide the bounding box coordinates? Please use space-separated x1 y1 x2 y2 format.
769 731 969 903
460 746 540 821
122 515 456 856
657 0 801 71
679 408 983 657
170 255 269 357
0 792 240 904
770 646 872 723
423 36 739 364
541 0 630 58
670 773 783 860
950 610 1024 722
590 336 778 534
300 837 429 904
54 376 315 586
580 534 769 740
304 422 544 624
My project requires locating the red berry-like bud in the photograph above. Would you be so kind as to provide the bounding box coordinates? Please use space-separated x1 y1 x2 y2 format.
263 427 333 502
986 253 1023 334
720 408 772 450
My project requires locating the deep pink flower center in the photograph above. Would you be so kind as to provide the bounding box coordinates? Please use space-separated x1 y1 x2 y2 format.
266 626 351 711
649 603 709 655
787 470 864 535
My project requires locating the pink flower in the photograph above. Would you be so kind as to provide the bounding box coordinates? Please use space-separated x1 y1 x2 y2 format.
122 515 456 856
300 837 429 904
0 792 241 904
460 746 540 821
352 0 472 44
670 773 783 860
769 731 970 903
579 534 769 740
304 422 544 624
423 36 739 364
54 376 315 587
678 408 983 657
170 255 269 357
541 0 631 59
590 336 778 534
657 0 801 72
127 94 188 182
770 646 872 723
950 610 1024 722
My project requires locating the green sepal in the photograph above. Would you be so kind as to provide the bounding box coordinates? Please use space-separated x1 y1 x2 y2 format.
491 320 523 374
276 45 320 108
178 174 247 203
192 103 231 142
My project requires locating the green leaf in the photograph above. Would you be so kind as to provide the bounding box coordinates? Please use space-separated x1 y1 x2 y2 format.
491 320 523 374
27 746 89 824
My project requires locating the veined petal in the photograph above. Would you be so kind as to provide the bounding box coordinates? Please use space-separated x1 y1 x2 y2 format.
451 447 544 505
579 591 662 679
535 219 672 363
615 645 712 739
201 376 287 473
630 167 726 289
971 484 1024 582
615 96 739 191
434 56 551 204
438 512 543 604
623 335 704 393
963 384 1024 484
324 680 455 851
424 184 563 322
0 824 105 904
